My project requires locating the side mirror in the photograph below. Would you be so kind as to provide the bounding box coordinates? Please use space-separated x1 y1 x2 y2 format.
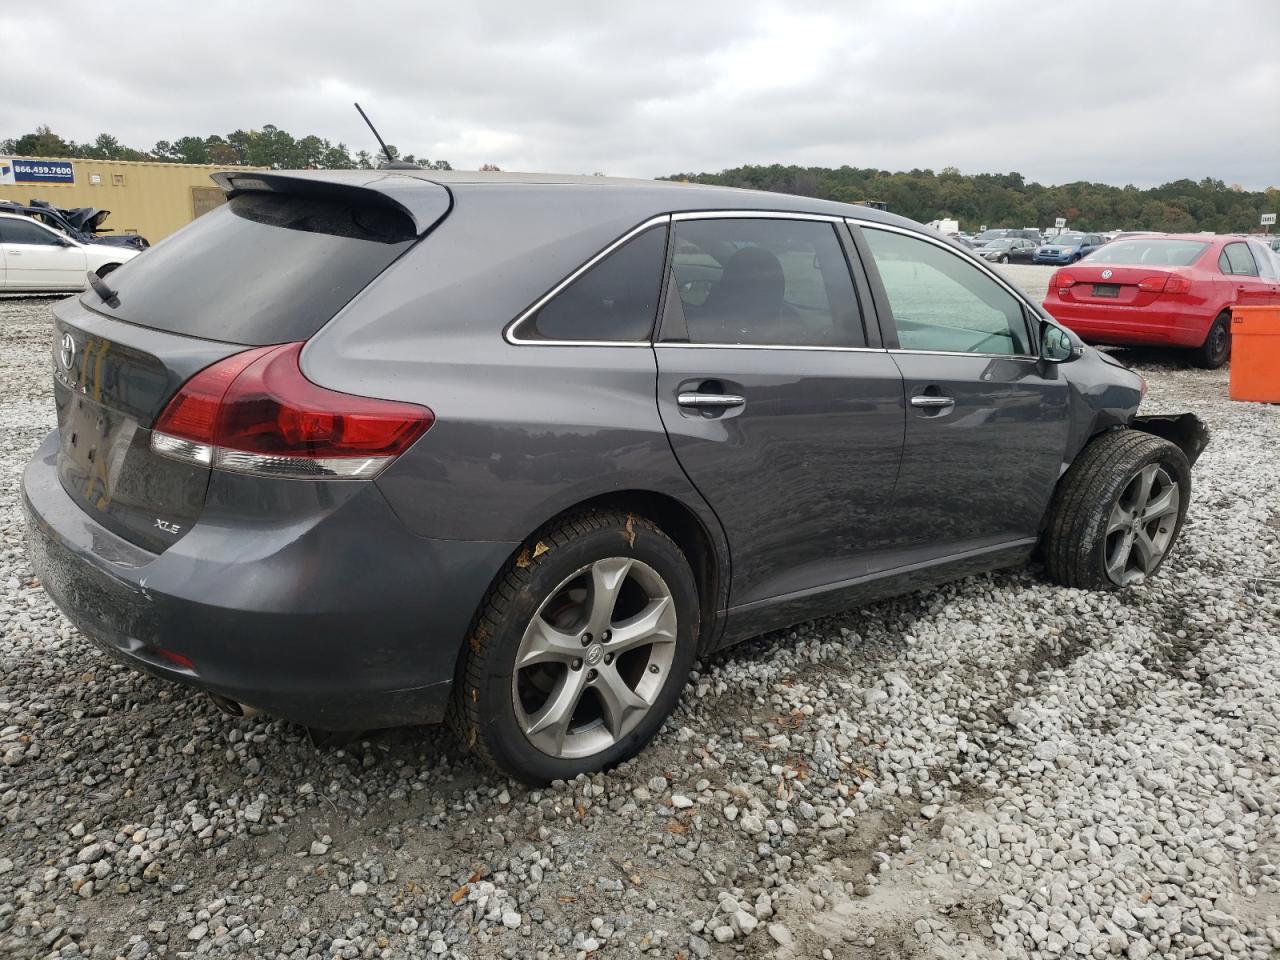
1040 321 1082 363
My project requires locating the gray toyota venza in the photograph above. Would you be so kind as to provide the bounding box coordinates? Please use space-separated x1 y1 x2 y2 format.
23 170 1207 782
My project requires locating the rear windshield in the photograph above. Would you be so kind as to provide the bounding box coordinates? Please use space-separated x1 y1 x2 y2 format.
1084 238 1208 266
84 192 416 345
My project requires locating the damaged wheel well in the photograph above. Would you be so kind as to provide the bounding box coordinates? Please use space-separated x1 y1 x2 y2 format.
1130 413 1210 467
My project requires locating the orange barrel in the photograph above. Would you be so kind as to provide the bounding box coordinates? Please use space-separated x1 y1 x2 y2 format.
1229 306 1280 403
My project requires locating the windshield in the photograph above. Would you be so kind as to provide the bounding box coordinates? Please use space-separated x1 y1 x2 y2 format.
1051 234 1085 247
984 239 1013 249
974 230 1008 242
1084 238 1209 266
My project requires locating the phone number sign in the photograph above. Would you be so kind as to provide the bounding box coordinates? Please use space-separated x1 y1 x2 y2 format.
0 158 75 185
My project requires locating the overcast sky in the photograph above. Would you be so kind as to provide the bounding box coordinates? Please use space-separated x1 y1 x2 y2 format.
2 1 1277 189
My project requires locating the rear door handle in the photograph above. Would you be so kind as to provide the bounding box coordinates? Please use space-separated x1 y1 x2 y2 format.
910 396 955 408
678 393 746 409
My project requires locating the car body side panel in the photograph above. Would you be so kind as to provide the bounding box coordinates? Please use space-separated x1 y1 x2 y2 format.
886 352 1071 553
719 538 1036 646
368 343 724 546
302 186 733 610
654 344 906 607
1054 350 1146 468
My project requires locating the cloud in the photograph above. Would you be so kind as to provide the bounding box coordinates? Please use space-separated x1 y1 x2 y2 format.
2 0 1277 187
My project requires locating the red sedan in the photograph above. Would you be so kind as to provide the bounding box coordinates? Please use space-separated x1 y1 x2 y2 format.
1042 234 1280 368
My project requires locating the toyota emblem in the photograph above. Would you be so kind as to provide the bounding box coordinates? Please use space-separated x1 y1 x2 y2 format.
1100 269 1113 280
58 332 76 370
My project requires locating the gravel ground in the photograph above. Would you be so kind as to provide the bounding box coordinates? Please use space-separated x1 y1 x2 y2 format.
1 287 1278 960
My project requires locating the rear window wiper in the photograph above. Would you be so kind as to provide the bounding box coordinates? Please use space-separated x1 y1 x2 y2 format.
86 269 120 308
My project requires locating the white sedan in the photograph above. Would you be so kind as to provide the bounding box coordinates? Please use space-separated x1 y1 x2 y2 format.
0 212 139 292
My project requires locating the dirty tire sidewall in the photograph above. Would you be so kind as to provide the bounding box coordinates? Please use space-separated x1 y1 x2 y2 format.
1193 313 1231 369
453 511 699 784
1044 430 1191 591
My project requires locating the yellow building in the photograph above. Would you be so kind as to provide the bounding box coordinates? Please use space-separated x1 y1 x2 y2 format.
0 156 262 243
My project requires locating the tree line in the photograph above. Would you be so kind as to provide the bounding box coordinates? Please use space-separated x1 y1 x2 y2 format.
5 125 1274 232
1 124 452 171
661 165 1278 234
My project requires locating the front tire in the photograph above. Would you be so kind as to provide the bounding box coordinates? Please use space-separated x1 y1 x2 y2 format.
450 510 699 783
1192 312 1231 369
1043 430 1190 590
999 254 1009 264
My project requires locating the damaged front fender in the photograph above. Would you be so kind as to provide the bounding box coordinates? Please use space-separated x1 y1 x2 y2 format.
1131 413 1210 467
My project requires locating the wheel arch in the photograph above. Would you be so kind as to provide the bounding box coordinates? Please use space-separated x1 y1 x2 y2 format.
1130 413 1210 467
452 489 729 696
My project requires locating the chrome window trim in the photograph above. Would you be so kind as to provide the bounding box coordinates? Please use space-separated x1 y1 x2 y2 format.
655 342 886 354
504 214 671 347
890 348 1040 362
670 209 846 224
847 217 1045 361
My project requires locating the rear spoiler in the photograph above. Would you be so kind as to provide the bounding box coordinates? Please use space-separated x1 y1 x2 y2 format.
211 170 451 237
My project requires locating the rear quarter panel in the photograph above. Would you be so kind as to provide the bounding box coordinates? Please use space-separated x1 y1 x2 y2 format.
299 186 729 599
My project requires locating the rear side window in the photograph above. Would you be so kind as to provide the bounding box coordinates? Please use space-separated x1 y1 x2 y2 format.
521 225 667 342
668 218 864 347
84 192 417 345
1 218 63 245
1220 242 1259 277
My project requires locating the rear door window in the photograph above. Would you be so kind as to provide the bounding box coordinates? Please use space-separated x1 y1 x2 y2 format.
520 225 667 342
668 217 865 347
1221 242 1259 277
83 191 418 345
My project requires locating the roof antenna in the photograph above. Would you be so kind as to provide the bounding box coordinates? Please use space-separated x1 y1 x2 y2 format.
354 102 420 170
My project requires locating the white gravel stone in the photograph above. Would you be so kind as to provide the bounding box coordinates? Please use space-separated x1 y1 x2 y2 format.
0 293 1276 960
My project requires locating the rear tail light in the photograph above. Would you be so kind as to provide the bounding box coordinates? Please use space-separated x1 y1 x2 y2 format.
151 342 433 480
1055 272 1077 288
1137 274 1191 294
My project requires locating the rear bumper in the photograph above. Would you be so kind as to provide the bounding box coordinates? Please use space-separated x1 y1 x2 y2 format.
1043 298 1212 348
22 431 516 729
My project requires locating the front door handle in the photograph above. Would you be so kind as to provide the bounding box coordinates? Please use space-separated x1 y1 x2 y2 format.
678 392 746 409
910 396 955 409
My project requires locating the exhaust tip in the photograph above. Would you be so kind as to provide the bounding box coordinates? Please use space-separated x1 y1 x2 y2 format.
207 692 260 720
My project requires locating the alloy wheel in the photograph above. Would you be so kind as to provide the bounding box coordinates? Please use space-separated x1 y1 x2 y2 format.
512 558 677 759
1104 464 1181 585
1208 322 1229 365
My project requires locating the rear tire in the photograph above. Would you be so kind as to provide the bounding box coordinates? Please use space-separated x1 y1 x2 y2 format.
1192 312 1231 369
450 510 699 783
1043 430 1190 590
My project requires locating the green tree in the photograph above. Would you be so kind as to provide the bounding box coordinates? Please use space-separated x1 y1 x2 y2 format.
6 125 72 157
